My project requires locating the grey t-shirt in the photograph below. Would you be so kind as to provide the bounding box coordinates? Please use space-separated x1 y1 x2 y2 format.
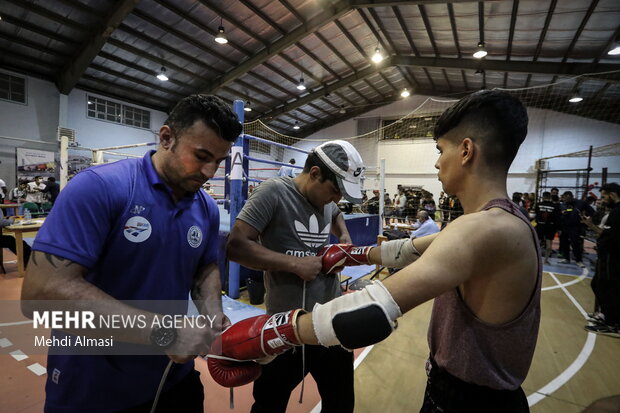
236 176 341 314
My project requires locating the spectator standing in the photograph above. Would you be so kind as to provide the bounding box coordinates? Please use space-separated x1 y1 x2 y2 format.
42 177 60 204
395 189 407 222
535 191 560 264
582 183 620 337
422 193 437 218
559 191 593 268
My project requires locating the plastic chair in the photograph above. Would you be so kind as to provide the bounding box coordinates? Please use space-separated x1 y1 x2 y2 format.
23 202 42 217
41 202 53 215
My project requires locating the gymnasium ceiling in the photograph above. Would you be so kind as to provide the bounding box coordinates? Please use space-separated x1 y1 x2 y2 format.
1 0 619 138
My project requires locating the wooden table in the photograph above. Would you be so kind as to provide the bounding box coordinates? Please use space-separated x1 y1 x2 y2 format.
0 203 20 216
2 219 44 277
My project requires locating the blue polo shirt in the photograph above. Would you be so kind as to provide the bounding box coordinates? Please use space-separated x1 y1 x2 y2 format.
33 151 220 412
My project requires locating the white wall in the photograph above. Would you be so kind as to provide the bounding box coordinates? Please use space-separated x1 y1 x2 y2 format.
301 95 620 200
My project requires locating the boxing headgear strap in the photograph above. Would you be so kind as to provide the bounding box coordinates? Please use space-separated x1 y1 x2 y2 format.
312 281 402 349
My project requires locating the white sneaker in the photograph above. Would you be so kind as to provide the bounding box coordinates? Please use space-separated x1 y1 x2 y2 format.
558 259 570 264
576 261 585 268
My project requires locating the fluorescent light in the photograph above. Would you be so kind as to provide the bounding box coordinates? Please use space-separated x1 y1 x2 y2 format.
215 25 228 44
293 121 300 130
371 47 383 63
156 67 168 82
401 88 410 98
473 42 487 59
296 77 306 91
608 45 620 55
569 96 583 103
339 105 346 114
244 101 252 112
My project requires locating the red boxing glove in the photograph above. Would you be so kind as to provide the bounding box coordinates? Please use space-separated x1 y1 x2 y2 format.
318 244 372 274
207 355 261 388
218 309 304 361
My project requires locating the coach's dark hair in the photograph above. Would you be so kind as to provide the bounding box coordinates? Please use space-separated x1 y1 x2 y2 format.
433 90 528 172
165 95 242 142
601 182 620 196
303 151 338 185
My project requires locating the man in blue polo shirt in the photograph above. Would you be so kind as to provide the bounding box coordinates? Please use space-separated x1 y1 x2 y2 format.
21 95 242 412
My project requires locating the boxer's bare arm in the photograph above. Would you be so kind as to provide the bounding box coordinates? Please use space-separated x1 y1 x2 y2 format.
366 232 441 265
297 210 537 343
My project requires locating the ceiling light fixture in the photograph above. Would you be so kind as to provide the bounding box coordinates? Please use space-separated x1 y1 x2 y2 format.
156 66 168 81
474 68 485 76
473 41 487 59
371 47 384 64
401 88 410 98
215 18 228 44
296 76 306 91
293 121 300 130
244 101 252 112
569 95 583 103
339 105 346 114
609 37 620 55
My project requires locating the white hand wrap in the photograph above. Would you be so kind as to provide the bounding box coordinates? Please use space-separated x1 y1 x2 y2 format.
380 238 421 269
312 281 402 349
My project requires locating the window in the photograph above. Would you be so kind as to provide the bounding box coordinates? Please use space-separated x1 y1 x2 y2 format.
0 72 26 104
87 95 151 129
381 115 440 140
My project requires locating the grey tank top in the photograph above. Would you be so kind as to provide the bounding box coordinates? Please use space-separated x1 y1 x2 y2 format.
427 198 542 390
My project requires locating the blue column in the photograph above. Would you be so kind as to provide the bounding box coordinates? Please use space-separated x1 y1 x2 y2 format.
228 99 245 298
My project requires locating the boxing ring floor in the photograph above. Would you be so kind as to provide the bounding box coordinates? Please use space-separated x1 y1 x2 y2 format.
0 251 618 412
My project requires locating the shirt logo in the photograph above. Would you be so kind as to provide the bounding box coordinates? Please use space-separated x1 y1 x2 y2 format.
294 214 330 248
187 225 203 248
130 205 145 215
123 216 152 243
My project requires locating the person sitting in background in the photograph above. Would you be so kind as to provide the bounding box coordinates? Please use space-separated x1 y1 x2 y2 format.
410 210 440 238
41 177 60 204
9 181 28 204
202 182 215 196
277 158 296 177
25 176 46 206
1 216 32 268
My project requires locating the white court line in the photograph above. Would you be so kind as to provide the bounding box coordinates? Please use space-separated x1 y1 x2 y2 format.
527 272 596 406
0 320 33 327
541 268 588 291
10 349 28 361
310 345 375 413
27 363 47 376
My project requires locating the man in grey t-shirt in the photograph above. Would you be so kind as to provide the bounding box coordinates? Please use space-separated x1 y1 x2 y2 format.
228 140 365 413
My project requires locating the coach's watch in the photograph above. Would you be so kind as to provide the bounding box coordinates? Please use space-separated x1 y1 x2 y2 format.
149 326 177 349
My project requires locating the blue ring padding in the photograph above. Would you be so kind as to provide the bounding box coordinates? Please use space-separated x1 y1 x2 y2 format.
245 155 303 169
